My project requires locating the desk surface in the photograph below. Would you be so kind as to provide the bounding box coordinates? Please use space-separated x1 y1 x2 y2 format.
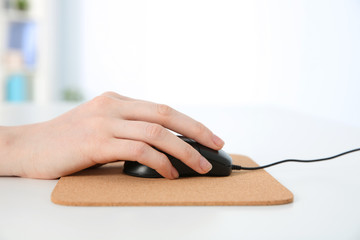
1 104 360 240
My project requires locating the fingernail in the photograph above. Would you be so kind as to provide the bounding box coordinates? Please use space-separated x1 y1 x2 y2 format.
200 156 212 173
213 134 224 147
171 167 179 179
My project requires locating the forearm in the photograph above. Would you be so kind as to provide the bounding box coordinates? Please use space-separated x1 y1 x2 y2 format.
0 126 24 177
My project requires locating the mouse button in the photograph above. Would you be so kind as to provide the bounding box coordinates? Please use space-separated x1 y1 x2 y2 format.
199 147 232 167
178 135 194 143
177 135 200 152
178 136 197 145
167 155 199 177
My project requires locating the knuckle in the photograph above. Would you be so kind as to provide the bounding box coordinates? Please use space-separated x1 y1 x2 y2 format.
183 144 196 161
145 123 165 140
157 154 170 172
101 91 117 97
130 142 148 158
157 103 173 117
192 121 206 135
91 95 113 109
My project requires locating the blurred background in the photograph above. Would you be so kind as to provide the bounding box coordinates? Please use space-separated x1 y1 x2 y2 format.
0 0 359 127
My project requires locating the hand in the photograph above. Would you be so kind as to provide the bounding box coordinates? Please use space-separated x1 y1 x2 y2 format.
0 92 224 179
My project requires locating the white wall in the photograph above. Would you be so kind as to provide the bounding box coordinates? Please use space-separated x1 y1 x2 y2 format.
79 0 360 127
54 0 83 100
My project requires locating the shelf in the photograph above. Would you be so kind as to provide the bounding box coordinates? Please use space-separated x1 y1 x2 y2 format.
0 0 57 104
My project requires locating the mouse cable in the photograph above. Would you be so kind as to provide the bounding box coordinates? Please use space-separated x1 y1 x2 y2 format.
231 147 360 171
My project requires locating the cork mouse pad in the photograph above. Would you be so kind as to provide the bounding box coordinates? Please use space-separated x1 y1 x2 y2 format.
51 154 293 206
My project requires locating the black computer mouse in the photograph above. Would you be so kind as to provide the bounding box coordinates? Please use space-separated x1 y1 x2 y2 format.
123 136 232 178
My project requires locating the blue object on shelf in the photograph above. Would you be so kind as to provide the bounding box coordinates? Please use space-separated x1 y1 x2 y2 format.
8 21 37 67
5 74 29 102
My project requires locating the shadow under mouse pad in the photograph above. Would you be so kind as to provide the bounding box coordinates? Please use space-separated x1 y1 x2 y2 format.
51 154 293 206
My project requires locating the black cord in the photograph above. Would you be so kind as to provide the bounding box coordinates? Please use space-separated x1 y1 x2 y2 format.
231 147 360 171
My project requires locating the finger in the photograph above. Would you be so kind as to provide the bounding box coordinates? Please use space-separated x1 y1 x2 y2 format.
117 101 225 150
110 120 213 174
98 138 179 179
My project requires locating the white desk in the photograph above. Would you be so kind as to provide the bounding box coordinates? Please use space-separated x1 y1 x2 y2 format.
1 104 360 240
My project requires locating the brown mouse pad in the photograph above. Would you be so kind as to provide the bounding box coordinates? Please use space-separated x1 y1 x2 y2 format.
51 154 293 206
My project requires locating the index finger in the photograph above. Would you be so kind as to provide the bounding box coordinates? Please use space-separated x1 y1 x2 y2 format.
118 100 225 150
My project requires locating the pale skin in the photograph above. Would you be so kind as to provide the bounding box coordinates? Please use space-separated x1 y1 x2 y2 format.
0 92 224 180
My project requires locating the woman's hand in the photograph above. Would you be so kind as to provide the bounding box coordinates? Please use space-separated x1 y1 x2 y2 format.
0 92 224 180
